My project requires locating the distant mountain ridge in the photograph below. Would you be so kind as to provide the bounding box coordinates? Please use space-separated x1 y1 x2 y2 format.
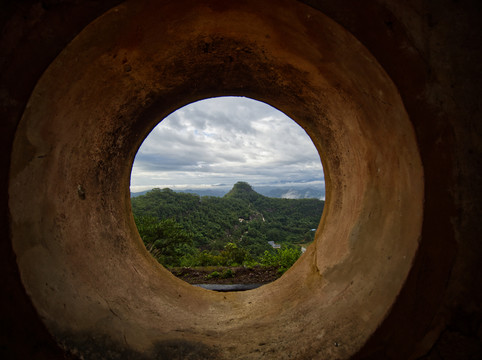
131 183 324 200
224 182 261 202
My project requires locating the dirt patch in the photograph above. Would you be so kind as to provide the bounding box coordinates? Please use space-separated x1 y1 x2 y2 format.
168 266 282 285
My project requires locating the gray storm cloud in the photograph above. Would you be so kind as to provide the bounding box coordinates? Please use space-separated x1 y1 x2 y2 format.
130 96 324 192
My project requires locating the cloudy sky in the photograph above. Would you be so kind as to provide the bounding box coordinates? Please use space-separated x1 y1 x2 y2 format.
130 96 324 193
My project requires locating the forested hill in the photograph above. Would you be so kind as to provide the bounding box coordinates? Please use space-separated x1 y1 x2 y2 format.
131 182 324 263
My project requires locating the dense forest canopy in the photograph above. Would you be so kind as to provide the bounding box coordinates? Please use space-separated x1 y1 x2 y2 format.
131 182 324 269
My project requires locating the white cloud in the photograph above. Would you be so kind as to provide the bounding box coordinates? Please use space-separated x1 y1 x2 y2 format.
130 96 324 192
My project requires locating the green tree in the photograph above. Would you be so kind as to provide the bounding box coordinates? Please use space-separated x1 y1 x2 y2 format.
259 245 302 274
221 242 250 266
134 215 194 266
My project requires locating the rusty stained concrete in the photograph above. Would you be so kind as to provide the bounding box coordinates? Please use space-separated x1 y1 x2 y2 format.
1 0 481 359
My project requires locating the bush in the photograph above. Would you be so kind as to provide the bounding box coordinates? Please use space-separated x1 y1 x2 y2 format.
259 245 301 273
178 252 200 267
220 269 235 278
192 251 222 266
205 271 220 279
221 242 250 266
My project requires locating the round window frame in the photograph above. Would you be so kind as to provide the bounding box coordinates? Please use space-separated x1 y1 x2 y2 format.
8 0 423 358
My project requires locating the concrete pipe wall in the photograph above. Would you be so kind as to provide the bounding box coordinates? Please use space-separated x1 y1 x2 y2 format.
1 0 480 359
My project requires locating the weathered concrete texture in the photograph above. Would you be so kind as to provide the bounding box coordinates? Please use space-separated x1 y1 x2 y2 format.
1 0 480 359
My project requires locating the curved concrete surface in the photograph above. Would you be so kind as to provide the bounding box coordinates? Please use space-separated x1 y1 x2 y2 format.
8 1 423 358
1 0 481 359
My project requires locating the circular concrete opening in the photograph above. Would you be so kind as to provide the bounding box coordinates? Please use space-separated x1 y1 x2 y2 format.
130 96 325 281
9 0 423 358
